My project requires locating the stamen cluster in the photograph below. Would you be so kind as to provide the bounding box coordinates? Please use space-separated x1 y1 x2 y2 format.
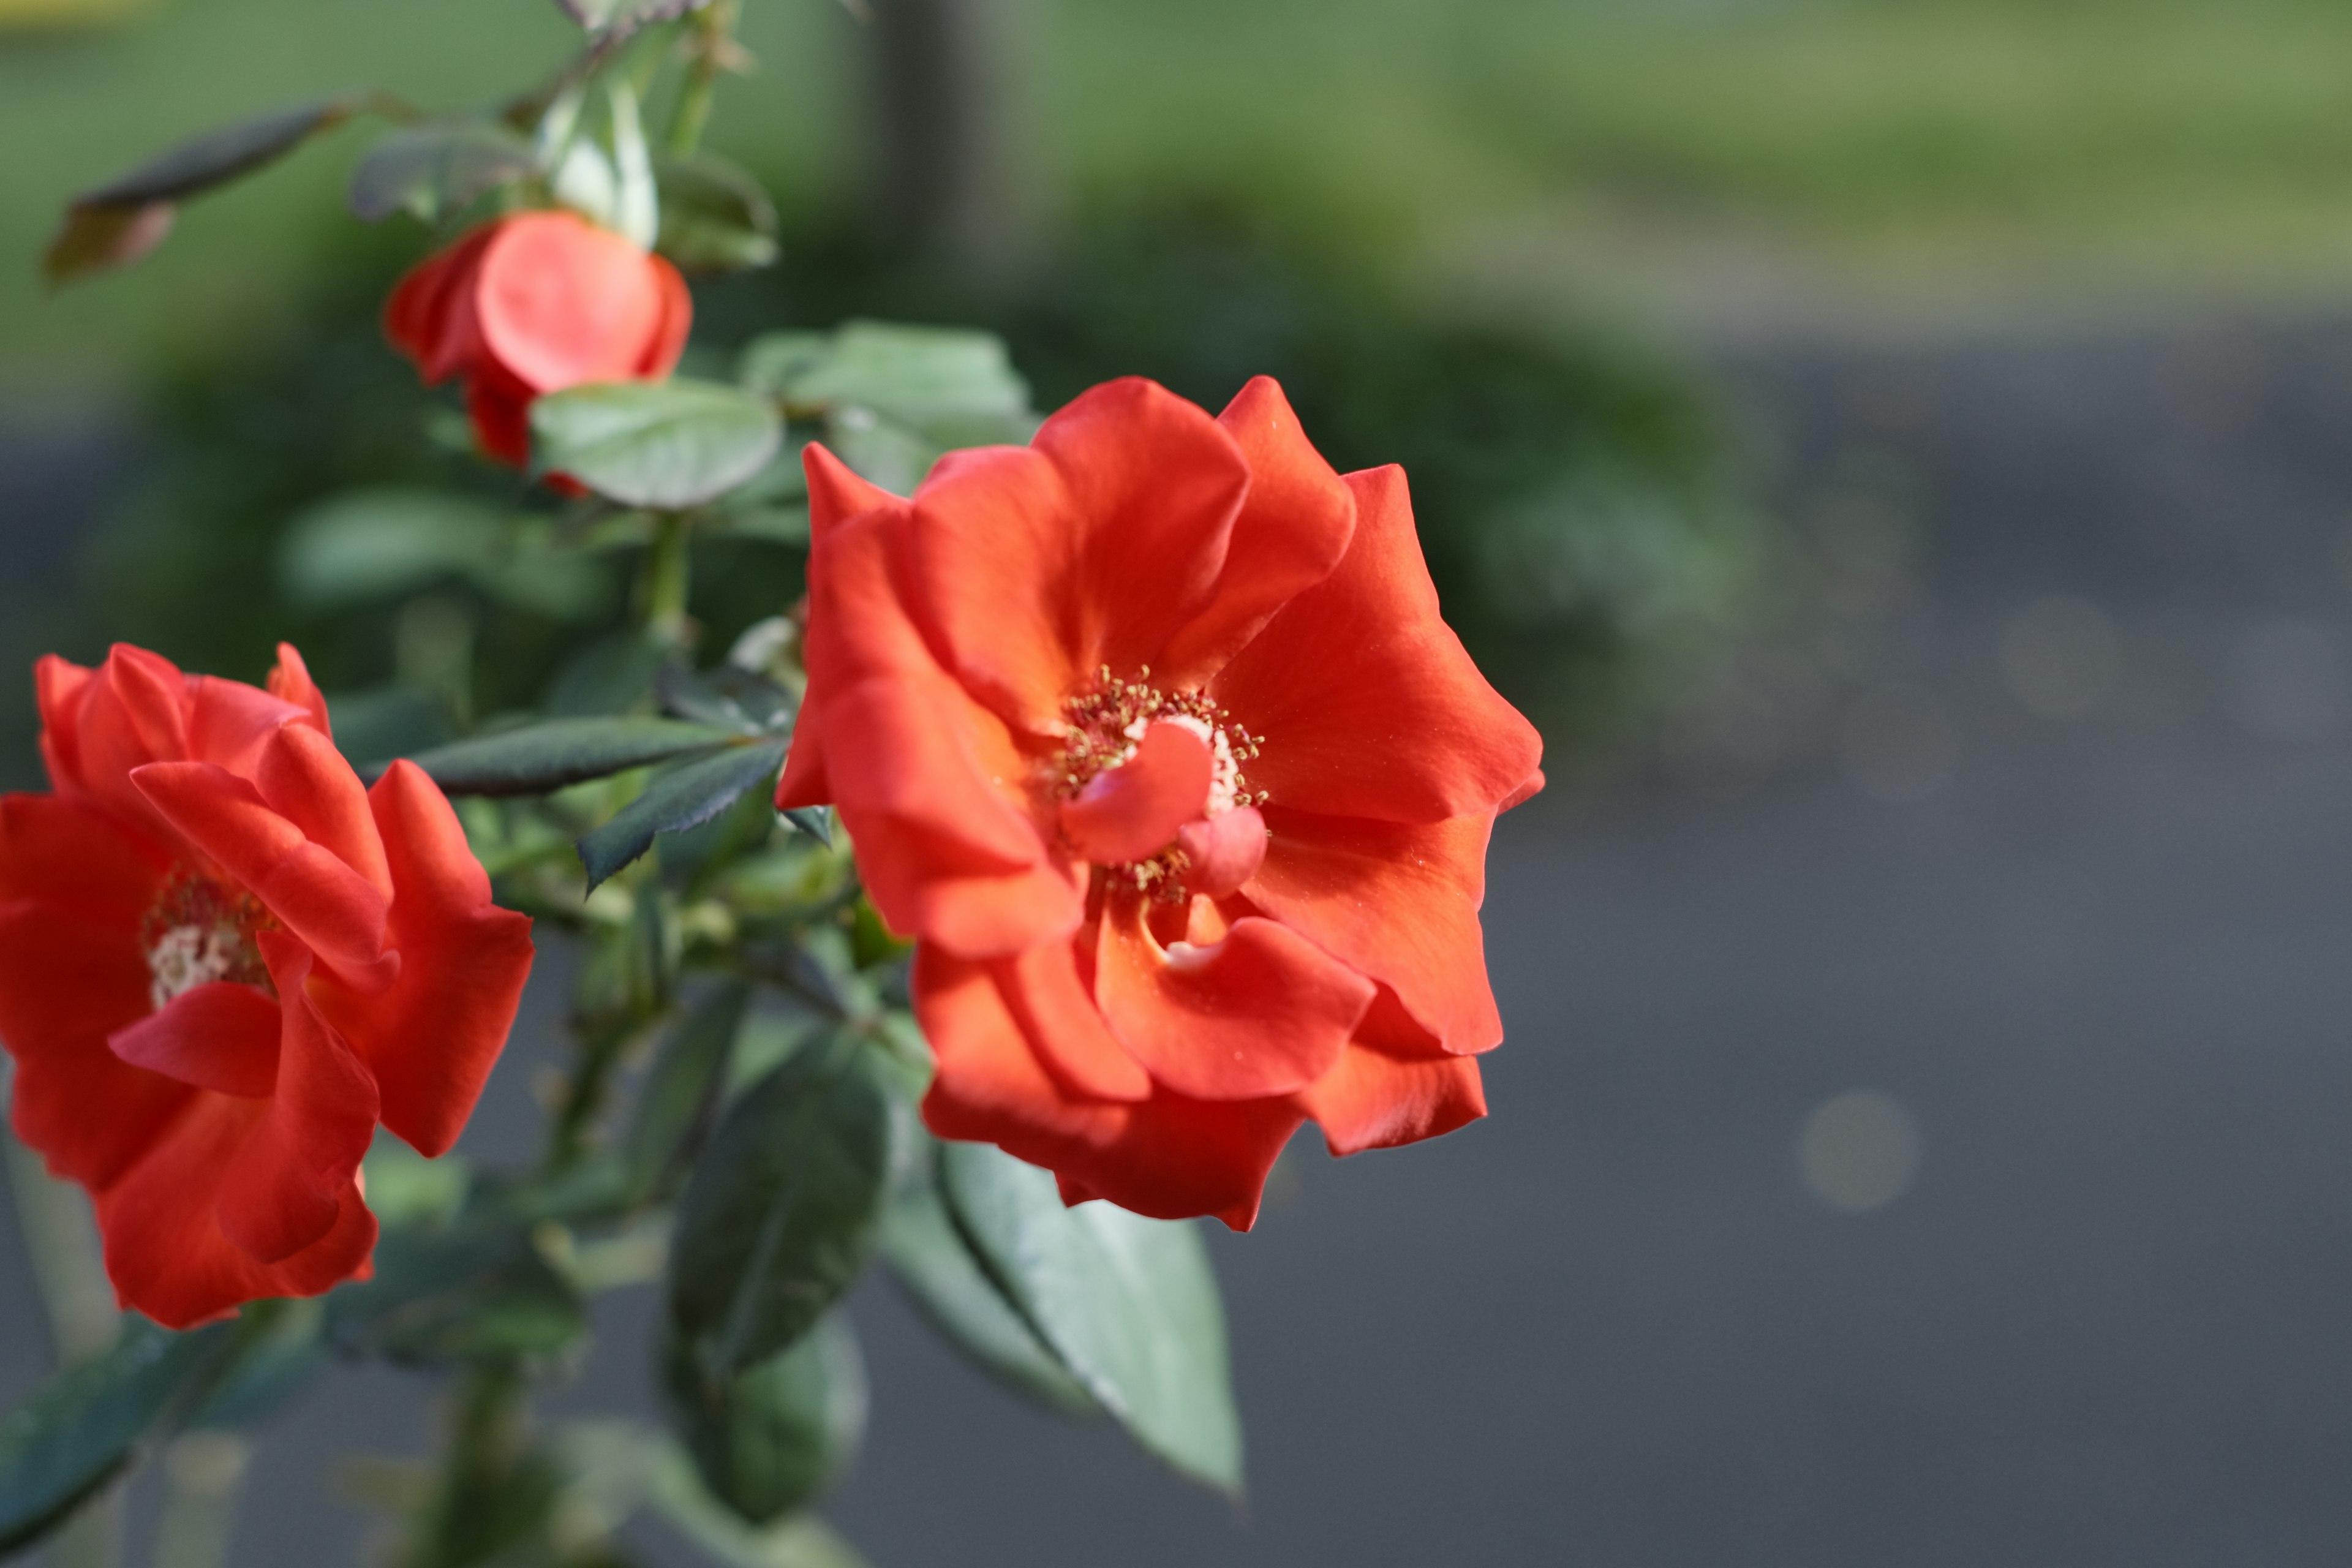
1058 666 1267 899
141 868 274 1009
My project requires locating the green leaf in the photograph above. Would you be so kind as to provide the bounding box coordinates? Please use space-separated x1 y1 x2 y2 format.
940 1142 1244 1495
657 153 780 274
349 121 540 224
656 663 795 736
283 489 507 599
578 737 788 890
397 717 739 796
545 630 673 717
0 1319 236 1551
626 982 751 1203
282 490 613 619
880 1144 1097 1415
669 1044 890 1379
531 379 782 510
735 333 829 400
666 1314 865 1526
325 1218 585 1365
45 98 369 284
819 410 935 497
644 1447 871 1568
742 321 1030 423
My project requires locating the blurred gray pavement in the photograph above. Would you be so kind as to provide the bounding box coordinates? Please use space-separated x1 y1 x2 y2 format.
13 317 2352 1563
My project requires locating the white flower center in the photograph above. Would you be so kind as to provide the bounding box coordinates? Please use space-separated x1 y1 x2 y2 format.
146 923 247 1011
1058 668 1267 900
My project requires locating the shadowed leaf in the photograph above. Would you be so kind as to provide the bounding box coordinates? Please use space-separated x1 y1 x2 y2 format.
941 1142 1243 1495
665 1313 865 1526
350 121 540 224
657 153 780 274
626 981 752 1203
45 98 370 284
394 717 737 795
578 738 788 889
669 1044 889 1379
879 1140 1098 1416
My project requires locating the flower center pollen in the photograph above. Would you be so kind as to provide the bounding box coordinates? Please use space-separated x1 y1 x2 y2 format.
1059 666 1265 899
141 869 274 1011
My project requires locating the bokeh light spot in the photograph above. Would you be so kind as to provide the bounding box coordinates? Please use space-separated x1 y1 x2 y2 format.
1999 594 2123 718
1798 1090 1923 1214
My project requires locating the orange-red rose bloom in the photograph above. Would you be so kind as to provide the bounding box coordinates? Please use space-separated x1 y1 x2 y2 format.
778 376 1544 1227
0 644 535 1327
385 208 691 469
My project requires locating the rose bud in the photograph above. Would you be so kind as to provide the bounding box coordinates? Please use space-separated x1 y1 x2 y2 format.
384 208 691 471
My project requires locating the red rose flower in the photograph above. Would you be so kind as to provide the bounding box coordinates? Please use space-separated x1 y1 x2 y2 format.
385 208 692 469
778 376 1544 1227
0 644 535 1327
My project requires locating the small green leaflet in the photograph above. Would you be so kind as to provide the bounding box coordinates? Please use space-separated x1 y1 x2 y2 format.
532 379 782 511
578 737 788 890
394 717 740 796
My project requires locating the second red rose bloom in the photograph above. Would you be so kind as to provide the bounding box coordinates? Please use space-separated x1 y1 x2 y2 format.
780 375 1544 1228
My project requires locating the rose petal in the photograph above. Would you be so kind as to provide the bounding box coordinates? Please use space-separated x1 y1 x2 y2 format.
1212 464 1543 823
216 935 379 1264
903 380 1248 736
384 223 494 383
1175 805 1267 898
1093 900 1371 1101
1156 376 1357 688
130 761 389 976
266 643 332 737
107 982 280 1098
1298 1007 1488 1157
1044 1090 1305 1232
1245 807 1503 1055
316 760 532 1159
990 938 1151 1102
255 723 393 903
97 1094 376 1329
1058 721 1214 866
0 795 183 1189
476 211 669 393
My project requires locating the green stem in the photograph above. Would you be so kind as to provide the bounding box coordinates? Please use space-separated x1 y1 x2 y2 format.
666 0 739 157
544 1017 639 1174
404 507 693 1561
149 1434 249 1568
2 1088 122 1568
408 1365 527 1568
643 513 693 646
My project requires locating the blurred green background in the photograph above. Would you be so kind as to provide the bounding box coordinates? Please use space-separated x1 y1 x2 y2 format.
9 0 2352 768
16 0 2352 369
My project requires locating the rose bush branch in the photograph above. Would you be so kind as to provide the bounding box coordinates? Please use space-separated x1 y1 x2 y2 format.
0 1 1546 1562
